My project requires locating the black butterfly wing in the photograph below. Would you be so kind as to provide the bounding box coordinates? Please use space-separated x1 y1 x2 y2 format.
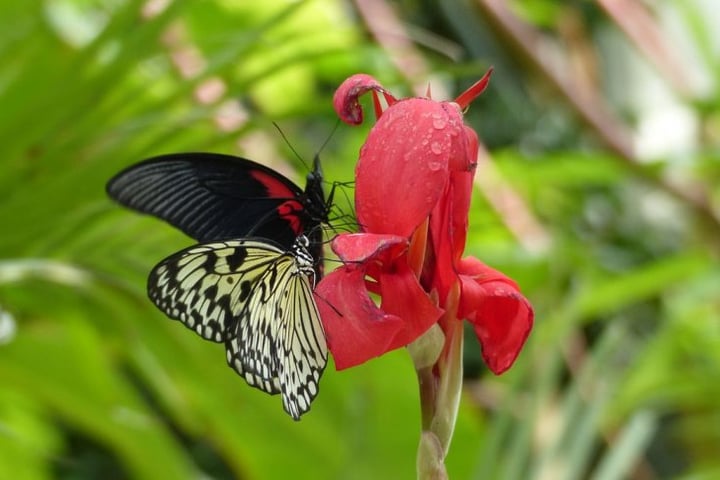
107 152 309 250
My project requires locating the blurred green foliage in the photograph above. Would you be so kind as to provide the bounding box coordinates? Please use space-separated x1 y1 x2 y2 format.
1 0 719 479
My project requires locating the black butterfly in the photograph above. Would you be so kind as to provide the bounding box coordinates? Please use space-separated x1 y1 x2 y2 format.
106 152 331 274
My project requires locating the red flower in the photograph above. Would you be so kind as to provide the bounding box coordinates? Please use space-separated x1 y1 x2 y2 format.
317 70 533 374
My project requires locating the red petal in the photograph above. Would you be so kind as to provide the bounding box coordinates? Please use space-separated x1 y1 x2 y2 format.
425 170 475 304
315 268 408 370
333 74 392 125
454 67 493 110
378 261 444 345
457 255 520 289
331 233 407 264
444 106 477 173
356 98 460 236
458 257 533 374
457 125 479 173
447 169 474 257
426 182 456 303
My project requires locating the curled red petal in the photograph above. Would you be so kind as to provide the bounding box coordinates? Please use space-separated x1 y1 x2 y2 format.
331 233 407 264
333 74 391 125
458 257 533 374
356 98 461 236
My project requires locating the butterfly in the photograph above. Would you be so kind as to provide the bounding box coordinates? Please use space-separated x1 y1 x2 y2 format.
106 152 332 275
148 235 327 419
107 152 334 419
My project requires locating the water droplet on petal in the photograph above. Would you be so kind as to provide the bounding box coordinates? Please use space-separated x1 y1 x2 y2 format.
430 142 443 154
432 117 446 129
427 160 442 171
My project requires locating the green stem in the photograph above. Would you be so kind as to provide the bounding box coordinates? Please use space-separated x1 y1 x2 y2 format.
417 431 448 480
417 365 437 430
432 318 464 453
416 285 465 479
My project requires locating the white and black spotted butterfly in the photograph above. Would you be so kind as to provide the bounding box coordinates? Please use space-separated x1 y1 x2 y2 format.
148 235 327 420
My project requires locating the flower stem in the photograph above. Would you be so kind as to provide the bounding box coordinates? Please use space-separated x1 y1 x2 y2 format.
416 284 464 479
417 431 448 480
417 365 437 430
432 317 464 453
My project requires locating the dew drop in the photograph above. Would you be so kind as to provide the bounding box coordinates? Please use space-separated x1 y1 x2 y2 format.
430 142 443 154
432 117 447 129
427 160 442 171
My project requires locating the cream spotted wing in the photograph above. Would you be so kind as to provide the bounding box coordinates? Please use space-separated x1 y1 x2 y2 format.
148 236 328 419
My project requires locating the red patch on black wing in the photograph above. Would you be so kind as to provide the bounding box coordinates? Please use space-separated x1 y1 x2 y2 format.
249 170 298 199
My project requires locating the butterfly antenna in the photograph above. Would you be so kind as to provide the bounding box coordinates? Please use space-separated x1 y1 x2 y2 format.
313 119 341 181
317 119 341 156
272 122 310 172
273 119 341 174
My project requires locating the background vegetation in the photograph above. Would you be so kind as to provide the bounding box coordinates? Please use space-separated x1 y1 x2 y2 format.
1 0 718 478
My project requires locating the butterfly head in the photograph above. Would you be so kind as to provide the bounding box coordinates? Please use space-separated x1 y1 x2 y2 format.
292 235 316 276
